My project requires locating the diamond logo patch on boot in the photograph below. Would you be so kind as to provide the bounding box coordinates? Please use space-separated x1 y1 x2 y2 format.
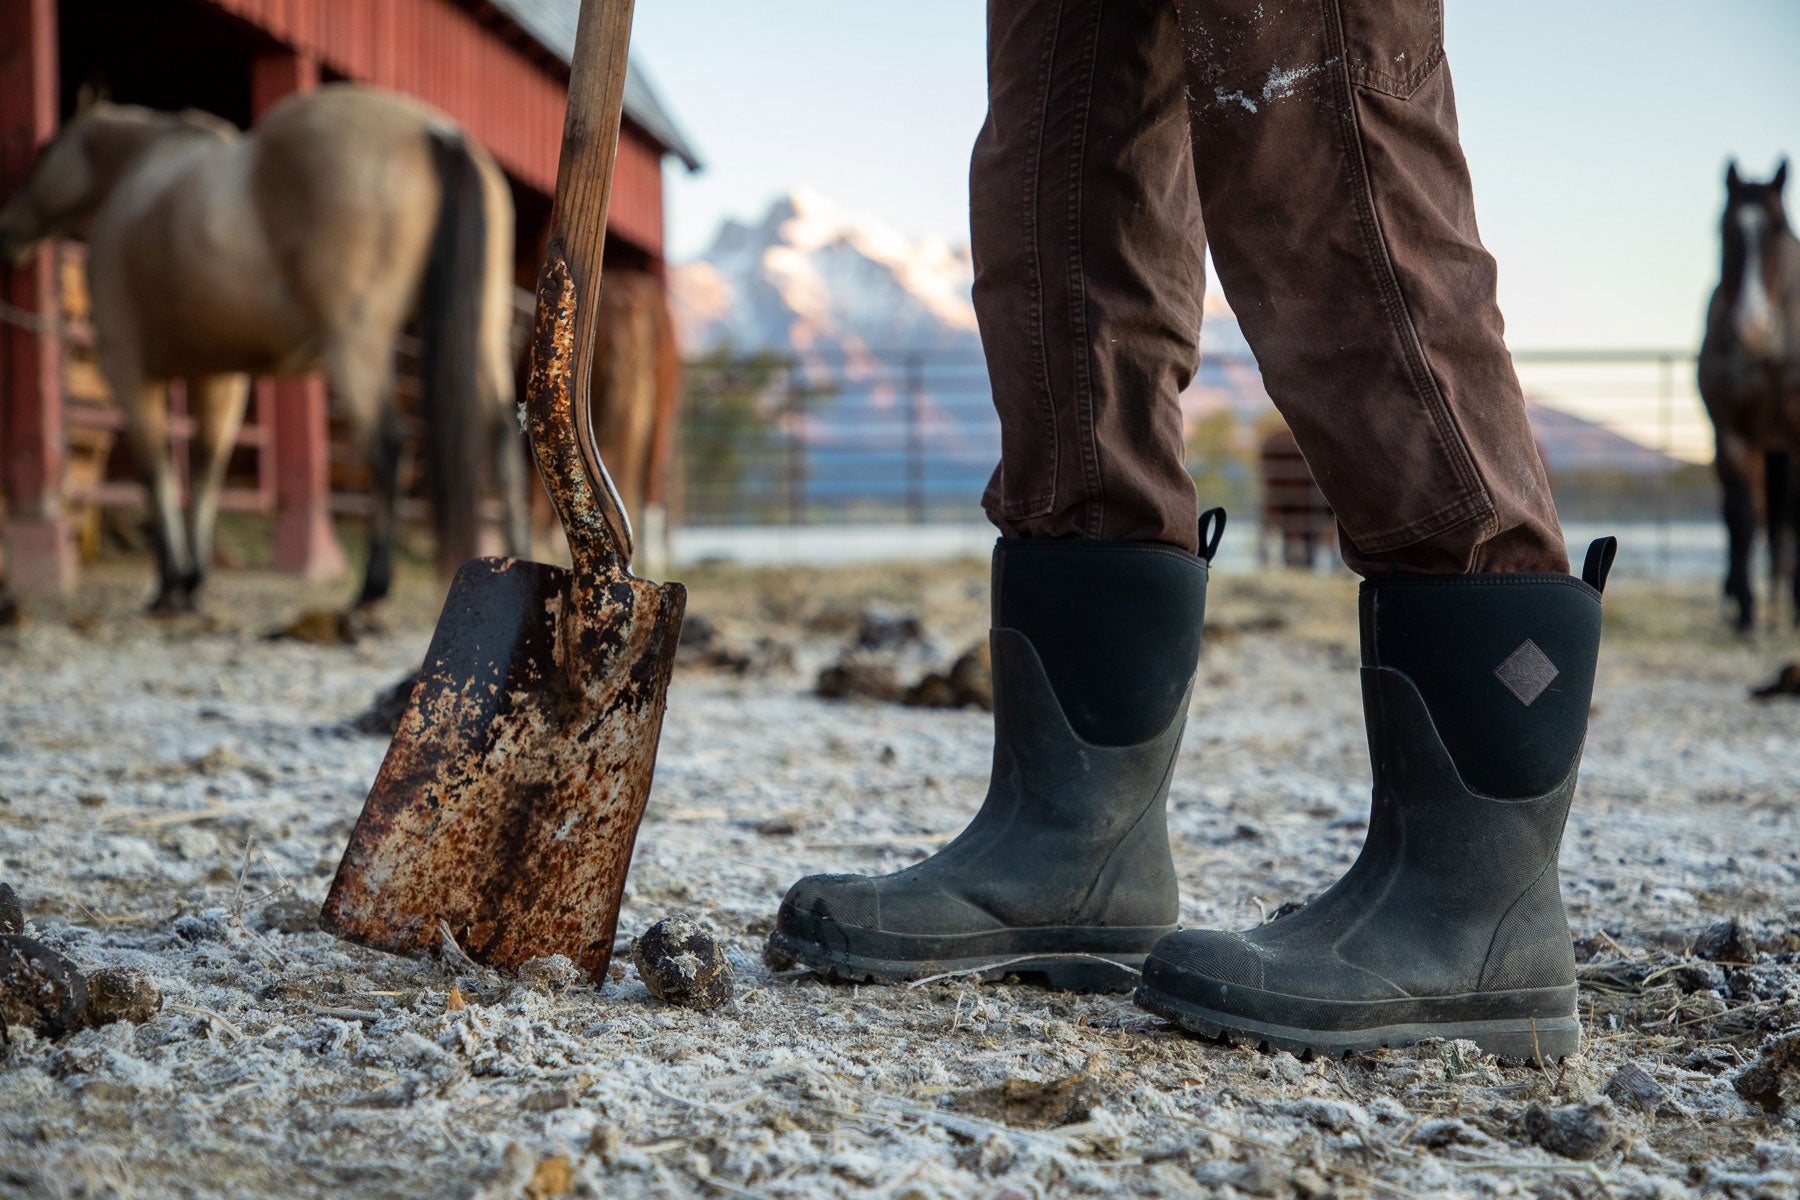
1494 639 1558 705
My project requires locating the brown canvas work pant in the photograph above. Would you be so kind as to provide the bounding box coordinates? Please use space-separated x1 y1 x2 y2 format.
971 0 1569 575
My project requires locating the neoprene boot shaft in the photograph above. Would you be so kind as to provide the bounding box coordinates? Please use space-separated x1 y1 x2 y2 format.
769 515 1223 990
1137 540 1615 1061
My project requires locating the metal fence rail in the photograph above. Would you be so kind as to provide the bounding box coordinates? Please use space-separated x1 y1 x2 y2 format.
675 348 1718 575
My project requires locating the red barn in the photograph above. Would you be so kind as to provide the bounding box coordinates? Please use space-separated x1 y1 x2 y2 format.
0 0 699 594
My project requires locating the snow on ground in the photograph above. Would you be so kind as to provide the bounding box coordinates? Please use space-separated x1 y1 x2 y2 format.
2 559 1799 1199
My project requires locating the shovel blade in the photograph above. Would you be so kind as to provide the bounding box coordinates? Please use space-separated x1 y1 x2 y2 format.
321 554 684 980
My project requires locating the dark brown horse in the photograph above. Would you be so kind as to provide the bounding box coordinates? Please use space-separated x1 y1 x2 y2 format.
0 86 528 612
1258 423 1334 569
1699 159 1800 631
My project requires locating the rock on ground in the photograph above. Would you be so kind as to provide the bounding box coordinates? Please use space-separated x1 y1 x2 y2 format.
1693 916 1759 963
1522 1097 1621 1160
0 934 88 1037
631 916 733 1009
83 966 163 1026
0 882 22 935
1735 1030 1800 1114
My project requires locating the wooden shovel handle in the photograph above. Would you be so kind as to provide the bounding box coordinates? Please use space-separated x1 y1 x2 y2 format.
527 0 638 568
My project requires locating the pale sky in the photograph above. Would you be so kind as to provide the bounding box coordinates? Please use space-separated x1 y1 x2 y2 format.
632 2 1799 352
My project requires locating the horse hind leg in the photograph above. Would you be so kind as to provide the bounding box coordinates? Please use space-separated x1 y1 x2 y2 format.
360 401 405 608
479 293 529 558
183 373 251 603
476 147 528 560
326 332 403 608
108 359 192 612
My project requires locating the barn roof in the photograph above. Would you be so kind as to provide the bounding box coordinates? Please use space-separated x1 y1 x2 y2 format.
487 0 703 171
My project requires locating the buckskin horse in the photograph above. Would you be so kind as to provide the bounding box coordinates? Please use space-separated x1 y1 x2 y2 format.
1699 159 1800 632
0 85 528 612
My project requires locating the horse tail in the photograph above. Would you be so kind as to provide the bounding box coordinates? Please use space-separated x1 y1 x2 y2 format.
420 127 488 576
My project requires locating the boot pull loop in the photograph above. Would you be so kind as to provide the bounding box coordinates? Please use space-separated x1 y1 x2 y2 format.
1198 508 1228 563
1582 536 1618 594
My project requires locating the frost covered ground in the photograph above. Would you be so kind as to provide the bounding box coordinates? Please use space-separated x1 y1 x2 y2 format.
2 557 1799 1199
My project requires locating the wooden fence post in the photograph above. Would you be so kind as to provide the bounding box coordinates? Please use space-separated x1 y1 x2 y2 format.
0 0 74 597
0 0 72 597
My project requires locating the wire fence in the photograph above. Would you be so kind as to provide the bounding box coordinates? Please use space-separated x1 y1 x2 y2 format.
675 348 1719 576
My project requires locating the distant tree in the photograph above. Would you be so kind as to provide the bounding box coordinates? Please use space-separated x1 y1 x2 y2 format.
1185 407 1254 513
678 345 834 523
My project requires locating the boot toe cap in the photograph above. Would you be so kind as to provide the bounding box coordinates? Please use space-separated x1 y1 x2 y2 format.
1145 929 1266 991
778 874 882 935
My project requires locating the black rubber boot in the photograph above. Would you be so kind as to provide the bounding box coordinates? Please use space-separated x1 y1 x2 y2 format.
1136 538 1617 1062
768 511 1226 992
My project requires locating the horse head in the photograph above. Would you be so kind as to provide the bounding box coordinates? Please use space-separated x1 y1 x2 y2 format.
0 92 236 266
1720 158 1791 361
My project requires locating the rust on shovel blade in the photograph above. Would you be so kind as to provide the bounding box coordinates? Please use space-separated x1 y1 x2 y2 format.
321 251 684 981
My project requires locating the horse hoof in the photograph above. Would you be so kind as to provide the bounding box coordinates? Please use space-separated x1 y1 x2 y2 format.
267 609 357 645
346 604 389 638
147 590 199 616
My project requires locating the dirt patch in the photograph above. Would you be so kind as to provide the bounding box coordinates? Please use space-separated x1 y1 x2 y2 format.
1 564 1797 1197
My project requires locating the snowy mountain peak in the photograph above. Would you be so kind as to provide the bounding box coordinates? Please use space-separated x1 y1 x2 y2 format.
676 192 979 362
753 187 850 245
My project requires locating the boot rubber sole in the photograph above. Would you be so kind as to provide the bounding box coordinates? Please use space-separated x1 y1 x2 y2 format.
766 927 1156 993
1134 981 1579 1065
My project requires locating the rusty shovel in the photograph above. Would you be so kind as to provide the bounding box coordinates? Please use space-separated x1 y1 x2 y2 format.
321 0 683 982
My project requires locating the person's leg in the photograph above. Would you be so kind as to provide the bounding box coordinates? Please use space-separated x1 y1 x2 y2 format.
1175 0 1565 575
769 0 1218 989
973 0 1206 550
1136 0 1611 1062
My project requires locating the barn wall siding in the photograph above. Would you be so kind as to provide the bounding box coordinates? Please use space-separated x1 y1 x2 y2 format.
204 0 663 255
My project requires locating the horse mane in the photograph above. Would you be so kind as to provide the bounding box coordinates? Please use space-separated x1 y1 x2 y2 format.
167 108 241 142
77 101 235 138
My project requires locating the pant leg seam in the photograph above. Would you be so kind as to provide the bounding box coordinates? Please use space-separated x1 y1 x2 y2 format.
1021 5 1065 518
1065 0 1106 539
1319 0 1496 543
